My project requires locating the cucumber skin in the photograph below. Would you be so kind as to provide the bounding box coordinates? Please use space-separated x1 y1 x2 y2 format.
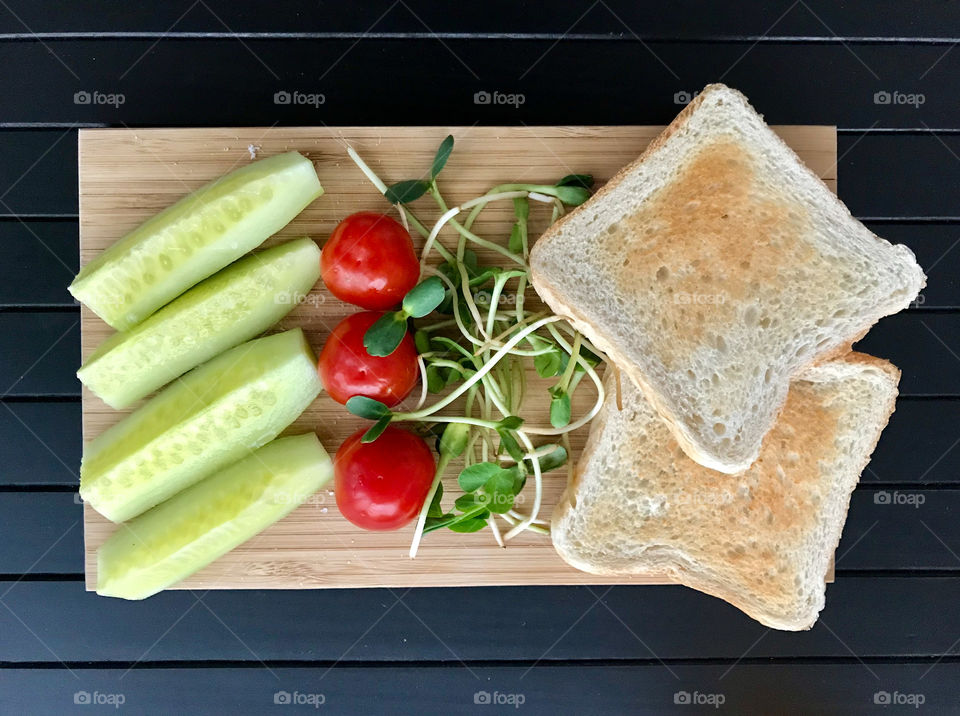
78 237 321 409
80 328 323 523
70 151 323 331
97 433 332 600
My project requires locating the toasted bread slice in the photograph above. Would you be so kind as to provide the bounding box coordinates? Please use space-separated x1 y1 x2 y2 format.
551 355 899 630
530 83 923 473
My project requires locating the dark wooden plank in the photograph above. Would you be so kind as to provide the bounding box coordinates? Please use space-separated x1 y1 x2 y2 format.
0 400 79 486
856 314 960 395
840 135 960 219
0 40 955 129
0 493 80 574
838 488 960 571
865 223 960 309
0 0 956 39
1 663 956 715
0 130 77 216
870 399 960 485
0 312 79 397
0 220 77 305
1 577 960 662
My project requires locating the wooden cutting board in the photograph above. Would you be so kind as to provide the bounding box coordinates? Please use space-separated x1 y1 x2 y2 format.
79 125 837 590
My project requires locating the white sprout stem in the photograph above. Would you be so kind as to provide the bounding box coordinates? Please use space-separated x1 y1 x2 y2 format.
516 324 605 436
496 442 560 465
409 448 458 559
527 191 554 203
503 429 542 540
473 311 549 354
347 146 418 235
460 190 530 211
400 316 564 421
554 321 607 359
449 217 528 267
422 266 486 348
415 354 429 410
489 515 505 548
462 190 530 232
457 252 490 341
499 511 550 535
508 509 550 527
420 206 461 264
484 272 514 341
419 415 509 430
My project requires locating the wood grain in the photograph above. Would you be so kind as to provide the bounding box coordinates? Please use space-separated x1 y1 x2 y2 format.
78 125 837 591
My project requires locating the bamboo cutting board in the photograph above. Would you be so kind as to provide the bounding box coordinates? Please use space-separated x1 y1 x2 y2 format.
79 125 837 590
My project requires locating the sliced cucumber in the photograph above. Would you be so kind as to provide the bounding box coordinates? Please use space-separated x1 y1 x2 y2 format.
70 151 323 331
78 237 321 409
97 433 331 600
80 328 322 523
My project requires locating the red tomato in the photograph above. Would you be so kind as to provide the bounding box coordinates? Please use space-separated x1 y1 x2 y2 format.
335 426 436 530
317 311 419 407
321 212 420 310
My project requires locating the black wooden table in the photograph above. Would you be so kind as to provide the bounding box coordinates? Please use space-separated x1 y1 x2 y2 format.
1 3 959 713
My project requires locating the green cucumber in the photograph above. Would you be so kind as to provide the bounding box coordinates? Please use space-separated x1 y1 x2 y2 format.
78 237 321 409
97 433 331 600
70 151 323 331
80 328 322 523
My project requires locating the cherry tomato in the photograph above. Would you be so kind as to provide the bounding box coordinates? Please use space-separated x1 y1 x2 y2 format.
335 426 436 530
321 212 420 310
317 311 419 407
